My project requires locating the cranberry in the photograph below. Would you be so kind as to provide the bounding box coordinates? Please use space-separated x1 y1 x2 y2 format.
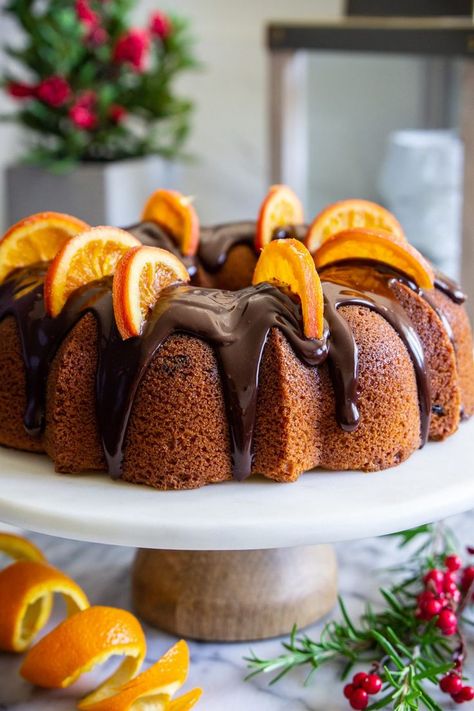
352 672 369 687
461 566 474 592
344 683 355 699
350 688 369 710
453 686 474 704
424 569 444 591
362 673 383 695
437 609 457 634
444 580 460 597
440 672 463 695
424 599 443 618
445 554 463 572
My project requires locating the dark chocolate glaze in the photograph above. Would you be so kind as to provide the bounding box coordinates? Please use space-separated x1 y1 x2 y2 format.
434 270 466 305
98 283 328 480
126 221 198 278
320 262 431 444
0 224 466 481
198 221 307 273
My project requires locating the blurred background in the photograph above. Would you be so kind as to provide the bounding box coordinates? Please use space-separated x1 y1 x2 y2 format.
1 0 473 285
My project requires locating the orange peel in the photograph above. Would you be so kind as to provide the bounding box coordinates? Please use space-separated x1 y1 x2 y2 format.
0 211 89 284
255 184 304 251
141 189 199 257
44 226 140 317
252 238 324 339
77 640 191 710
21 606 145 703
305 198 405 253
168 688 203 711
314 228 434 290
0 560 89 652
113 246 190 339
0 531 46 564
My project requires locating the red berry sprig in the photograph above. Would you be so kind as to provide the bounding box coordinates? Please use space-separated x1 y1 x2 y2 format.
343 671 382 709
440 671 474 705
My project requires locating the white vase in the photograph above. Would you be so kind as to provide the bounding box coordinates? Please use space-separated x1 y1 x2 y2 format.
378 130 464 279
5 156 180 228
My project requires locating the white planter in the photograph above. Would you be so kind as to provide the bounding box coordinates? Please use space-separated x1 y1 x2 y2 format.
5 156 180 228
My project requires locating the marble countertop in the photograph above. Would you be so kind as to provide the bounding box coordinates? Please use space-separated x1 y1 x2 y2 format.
0 512 472 710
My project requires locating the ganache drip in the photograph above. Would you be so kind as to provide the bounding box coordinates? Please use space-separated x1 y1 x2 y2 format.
320 262 432 445
0 234 465 480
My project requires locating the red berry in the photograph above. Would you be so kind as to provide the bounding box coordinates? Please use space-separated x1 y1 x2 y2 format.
350 689 369 710
344 684 355 699
461 566 474 592
444 581 460 597
437 609 457 631
424 569 444 592
440 673 463 695
362 673 382 695
424 598 443 618
445 555 463 572
352 672 369 688
452 687 474 703
37 75 71 107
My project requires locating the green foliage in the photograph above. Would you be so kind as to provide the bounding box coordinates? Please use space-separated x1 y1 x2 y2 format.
1 0 199 169
245 523 474 709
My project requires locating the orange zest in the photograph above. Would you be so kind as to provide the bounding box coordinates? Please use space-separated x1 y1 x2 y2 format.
252 238 324 339
77 640 192 710
314 228 435 290
44 226 140 317
0 211 89 284
305 198 405 253
141 189 199 257
113 246 190 339
255 184 304 251
0 531 46 563
21 606 146 701
0 560 89 652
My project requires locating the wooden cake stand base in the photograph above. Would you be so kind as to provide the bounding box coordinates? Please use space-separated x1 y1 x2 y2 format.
132 545 338 641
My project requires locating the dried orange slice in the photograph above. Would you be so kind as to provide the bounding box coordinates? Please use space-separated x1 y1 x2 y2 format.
252 238 324 339
21 606 145 698
0 531 46 563
78 640 191 710
0 211 89 283
305 198 405 253
314 228 434 290
141 189 199 257
255 185 304 251
113 246 190 339
168 689 203 711
44 226 140 317
0 560 89 652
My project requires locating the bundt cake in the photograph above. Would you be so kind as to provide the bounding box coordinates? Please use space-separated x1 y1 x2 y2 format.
0 187 473 489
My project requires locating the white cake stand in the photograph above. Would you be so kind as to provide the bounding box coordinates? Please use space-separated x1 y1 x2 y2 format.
0 419 473 641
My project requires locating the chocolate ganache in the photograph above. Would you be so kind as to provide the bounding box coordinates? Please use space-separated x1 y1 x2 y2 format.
0 221 465 481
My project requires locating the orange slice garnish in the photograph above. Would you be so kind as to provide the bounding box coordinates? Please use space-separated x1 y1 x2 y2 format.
0 560 89 652
0 531 46 563
314 228 434 290
305 198 405 253
255 185 304 251
77 640 191 710
0 211 89 283
44 226 140 317
141 189 199 257
113 246 190 339
252 238 324 339
21 606 146 699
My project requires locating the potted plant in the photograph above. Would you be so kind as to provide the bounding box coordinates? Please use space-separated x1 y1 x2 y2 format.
1 0 198 226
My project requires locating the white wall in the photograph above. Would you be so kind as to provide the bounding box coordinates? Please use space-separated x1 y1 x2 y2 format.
0 1 425 228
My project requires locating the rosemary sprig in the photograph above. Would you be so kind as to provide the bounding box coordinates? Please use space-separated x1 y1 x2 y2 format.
245 523 473 710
